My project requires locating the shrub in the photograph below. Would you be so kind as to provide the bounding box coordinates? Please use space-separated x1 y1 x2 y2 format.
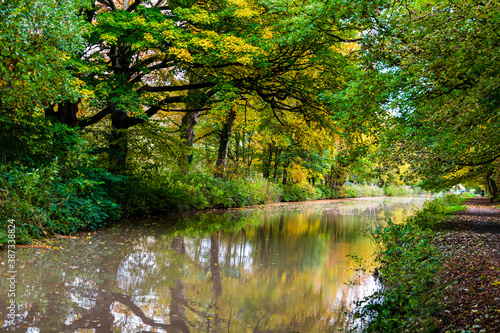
411 186 425 194
0 161 121 244
338 182 384 198
315 185 338 199
246 177 282 204
0 117 123 244
361 218 443 332
280 182 316 202
119 171 283 216
359 195 469 332
384 185 414 196
441 193 463 206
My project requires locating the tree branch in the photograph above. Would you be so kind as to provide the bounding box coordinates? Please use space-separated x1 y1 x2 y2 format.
63 291 189 333
137 82 216 93
96 0 116 11
323 32 362 43
78 106 113 128
127 0 142 12
162 108 210 113
116 96 185 128
191 62 245 69
437 152 500 167
194 129 221 142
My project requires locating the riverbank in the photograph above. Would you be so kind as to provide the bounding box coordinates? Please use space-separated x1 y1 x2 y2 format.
362 195 500 332
0 164 417 244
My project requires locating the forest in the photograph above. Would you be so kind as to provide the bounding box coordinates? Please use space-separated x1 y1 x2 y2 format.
0 0 498 239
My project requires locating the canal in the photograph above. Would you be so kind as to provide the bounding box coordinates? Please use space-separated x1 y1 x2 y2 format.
1 196 426 332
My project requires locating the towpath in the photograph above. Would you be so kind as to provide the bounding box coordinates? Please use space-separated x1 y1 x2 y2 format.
434 197 500 332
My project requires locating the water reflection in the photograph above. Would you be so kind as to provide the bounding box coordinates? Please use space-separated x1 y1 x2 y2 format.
1 196 426 332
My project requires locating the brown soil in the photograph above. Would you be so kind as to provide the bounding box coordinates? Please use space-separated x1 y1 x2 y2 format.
433 197 500 332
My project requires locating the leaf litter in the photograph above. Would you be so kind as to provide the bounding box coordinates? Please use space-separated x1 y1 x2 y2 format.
433 198 500 332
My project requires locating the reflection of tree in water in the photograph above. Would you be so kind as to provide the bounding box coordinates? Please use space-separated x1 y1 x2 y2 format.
1 197 425 332
54 235 217 332
62 234 235 332
62 290 189 333
170 236 188 332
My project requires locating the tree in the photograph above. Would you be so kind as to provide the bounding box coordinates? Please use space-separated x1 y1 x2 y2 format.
46 0 266 168
0 0 87 112
0 0 90 163
364 0 500 197
48 0 378 173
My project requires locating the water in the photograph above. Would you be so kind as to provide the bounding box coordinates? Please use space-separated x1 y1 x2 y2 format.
1 196 426 332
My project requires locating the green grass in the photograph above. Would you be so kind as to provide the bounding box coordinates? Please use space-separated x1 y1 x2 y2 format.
444 204 467 213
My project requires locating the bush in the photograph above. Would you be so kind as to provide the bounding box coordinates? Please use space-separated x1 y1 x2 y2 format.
441 193 463 206
361 218 443 332
411 186 425 194
338 182 384 198
359 194 469 332
119 171 283 216
315 185 339 199
0 116 123 244
280 182 317 202
0 161 121 244
384 185 414 196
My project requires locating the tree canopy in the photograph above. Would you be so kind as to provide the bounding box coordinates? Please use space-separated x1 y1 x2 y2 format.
0 0 87 112
364 0 500 195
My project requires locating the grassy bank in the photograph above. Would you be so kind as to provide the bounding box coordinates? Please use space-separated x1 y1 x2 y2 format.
0 162 121 244
359 194 473 332
1 163 417 244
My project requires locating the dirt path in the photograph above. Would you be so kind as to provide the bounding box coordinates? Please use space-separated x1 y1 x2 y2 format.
433 197 500 332
453 197 500 234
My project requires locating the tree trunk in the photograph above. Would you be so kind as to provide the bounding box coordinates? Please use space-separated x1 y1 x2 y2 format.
109 108 129 173
327 165 334 190
179 72 208 173
210 234 222 330
180 110 202 173
215 107 236 177
282 165 288 185
45 100 80 126
170 237 187 332
234 130 240 168
272 148 281 180
486 175 498 203
245 132 254 174
262 142 273 179
106 43 132 173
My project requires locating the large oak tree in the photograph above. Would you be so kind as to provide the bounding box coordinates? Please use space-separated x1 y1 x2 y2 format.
47 0 376 171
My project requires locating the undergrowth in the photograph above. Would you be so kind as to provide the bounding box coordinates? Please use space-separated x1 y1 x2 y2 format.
339 182 385 198
358 194 468 332
0 119 122 244
118 171 282 216
0 161 121 244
